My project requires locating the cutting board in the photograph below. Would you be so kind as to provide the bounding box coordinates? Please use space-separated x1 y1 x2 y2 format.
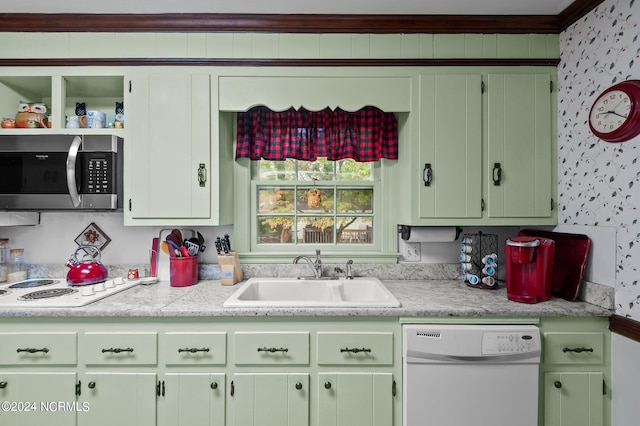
554 225 616 288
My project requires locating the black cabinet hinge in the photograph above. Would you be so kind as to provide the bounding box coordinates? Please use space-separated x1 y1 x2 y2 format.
551 198 555 211
550 80 554 93
481 81 485 94
76 380 81 396
603 379 607 395
481 198 485 211
392 380 397 397
128 198 132 212
129 80 132 93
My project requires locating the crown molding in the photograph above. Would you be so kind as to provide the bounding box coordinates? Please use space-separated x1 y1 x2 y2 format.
0 1 604 34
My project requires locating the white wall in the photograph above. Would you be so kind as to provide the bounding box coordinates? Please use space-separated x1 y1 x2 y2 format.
0 212 231 267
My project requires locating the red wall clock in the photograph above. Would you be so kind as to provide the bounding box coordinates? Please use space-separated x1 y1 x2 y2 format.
589 79 640 143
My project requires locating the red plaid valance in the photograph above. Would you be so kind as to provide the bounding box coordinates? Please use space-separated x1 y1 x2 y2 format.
236 106 398 162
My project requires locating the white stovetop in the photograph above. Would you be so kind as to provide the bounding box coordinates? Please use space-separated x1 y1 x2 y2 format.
0 277 140 308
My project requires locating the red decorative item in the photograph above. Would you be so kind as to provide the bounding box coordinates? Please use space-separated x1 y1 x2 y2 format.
589 79 640 143
66 246 109 285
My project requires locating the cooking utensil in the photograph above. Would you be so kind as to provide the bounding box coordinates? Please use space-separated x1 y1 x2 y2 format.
197 232 206 252
184 240 200 256
66 246 109 285
166 232 181 248
171 229 183 245
223 234 232 253
215 237 223 255
160 241 171 256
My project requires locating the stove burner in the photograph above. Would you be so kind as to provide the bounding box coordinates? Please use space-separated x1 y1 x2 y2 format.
0 289 8 296
19 288 77 301
9 279 56 289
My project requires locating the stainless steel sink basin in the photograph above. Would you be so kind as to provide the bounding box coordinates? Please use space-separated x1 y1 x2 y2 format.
223 277 401 308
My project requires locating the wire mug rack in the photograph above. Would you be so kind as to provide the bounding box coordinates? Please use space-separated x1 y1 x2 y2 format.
459 232 499 290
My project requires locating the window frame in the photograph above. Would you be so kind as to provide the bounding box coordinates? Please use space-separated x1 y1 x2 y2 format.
250 159 381 253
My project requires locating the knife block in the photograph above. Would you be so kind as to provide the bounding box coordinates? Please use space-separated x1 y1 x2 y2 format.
217 251 243 285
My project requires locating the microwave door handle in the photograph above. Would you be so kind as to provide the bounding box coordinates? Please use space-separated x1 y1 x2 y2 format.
66 136 82 208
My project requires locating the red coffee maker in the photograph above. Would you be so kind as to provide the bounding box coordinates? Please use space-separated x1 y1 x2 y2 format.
505 236 555 304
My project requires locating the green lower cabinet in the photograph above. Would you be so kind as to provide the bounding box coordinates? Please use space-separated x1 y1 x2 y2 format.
0 372 77 426
231 373 309 426
544 372 605 426
158 373 226 426
78 372 157 426
318 373 393 426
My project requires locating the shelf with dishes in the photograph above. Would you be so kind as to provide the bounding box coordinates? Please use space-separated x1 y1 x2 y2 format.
0 74 125 134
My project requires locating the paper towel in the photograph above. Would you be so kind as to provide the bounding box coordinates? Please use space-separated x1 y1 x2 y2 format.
399 226 459 243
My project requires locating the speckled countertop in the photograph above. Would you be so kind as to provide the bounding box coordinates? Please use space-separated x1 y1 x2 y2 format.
0 279 612 318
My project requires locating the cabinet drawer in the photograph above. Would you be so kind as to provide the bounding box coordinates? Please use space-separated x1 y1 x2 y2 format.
543 332 604 365
0 332 77 366
81 332 157 366
162 332 226 365
234 332 309 365
317 332 393 365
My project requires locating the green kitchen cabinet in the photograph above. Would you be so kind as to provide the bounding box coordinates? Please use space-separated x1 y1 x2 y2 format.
231 373 309 426
318 373 393 426
486 74 554 219
78 372 157 426
124 71 234 226
158 373 226 426
124 72 212 225
539 318 610 426
410 69 556 226
544 372 605 426
0 372 78 426
418 73 483 219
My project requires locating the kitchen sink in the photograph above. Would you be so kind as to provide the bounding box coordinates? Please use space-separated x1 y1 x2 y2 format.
223 277 401 308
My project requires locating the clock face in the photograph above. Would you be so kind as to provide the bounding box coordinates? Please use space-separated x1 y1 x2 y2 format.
589 90 631 134
589 80 640 143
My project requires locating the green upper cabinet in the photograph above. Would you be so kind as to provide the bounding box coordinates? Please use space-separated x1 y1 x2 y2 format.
486 74 553 219
125 73 211 224
418 74 483 219
404 68 557 226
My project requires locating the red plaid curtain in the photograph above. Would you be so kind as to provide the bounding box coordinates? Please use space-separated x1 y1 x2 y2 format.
236 106 398 162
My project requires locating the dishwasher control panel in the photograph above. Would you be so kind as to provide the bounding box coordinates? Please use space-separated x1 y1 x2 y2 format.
482 330 541 355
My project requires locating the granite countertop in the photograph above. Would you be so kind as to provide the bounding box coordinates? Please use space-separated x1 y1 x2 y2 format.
0 279 613 318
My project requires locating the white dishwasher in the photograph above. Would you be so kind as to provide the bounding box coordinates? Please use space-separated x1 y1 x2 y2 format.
403 324 541 426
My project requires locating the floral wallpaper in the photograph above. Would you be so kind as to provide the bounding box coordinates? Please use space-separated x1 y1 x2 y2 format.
558 0 640 319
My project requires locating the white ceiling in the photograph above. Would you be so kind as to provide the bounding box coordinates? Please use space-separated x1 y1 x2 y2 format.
2 0 576 15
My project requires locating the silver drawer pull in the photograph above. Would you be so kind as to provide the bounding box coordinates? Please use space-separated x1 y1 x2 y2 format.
17 348 49 354
562 347 594 353
178 347 210 353
340 347 371 354
102 347 134 354
257 347 289 353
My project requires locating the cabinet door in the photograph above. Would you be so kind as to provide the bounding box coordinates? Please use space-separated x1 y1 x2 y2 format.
159 373 225 426
318 373 393 426
544 372 605 426
418 74 482 219
0 372 77 426
78 372 156 426
231 373 309 426
126 73 211 220
487 74 553 218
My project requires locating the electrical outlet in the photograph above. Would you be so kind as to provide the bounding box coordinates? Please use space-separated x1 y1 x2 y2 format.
402 242 421 262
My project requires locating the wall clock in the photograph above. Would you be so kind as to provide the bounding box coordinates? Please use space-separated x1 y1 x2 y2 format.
589 80 640 143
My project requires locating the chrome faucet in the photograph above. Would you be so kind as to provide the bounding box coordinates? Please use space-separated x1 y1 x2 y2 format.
345 259 354 280
293 249 322 279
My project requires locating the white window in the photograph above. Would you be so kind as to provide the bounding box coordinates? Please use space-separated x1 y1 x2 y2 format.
251 158 380 253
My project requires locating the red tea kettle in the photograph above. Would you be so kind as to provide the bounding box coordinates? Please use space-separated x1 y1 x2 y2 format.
66 246 108 285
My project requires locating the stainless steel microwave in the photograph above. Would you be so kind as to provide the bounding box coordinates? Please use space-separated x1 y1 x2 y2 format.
0 134 123 210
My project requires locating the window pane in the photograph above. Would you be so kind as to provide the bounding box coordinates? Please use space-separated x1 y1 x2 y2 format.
258 188 294 213
258 216 294 244
337 217 373 244
337 189 373 213
259 159 296 180
297 188 334 213
336 159 373 181
298 217 334 244
297 158 334 181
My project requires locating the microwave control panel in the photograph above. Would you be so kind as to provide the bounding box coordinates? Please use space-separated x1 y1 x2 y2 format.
81 152 117 194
